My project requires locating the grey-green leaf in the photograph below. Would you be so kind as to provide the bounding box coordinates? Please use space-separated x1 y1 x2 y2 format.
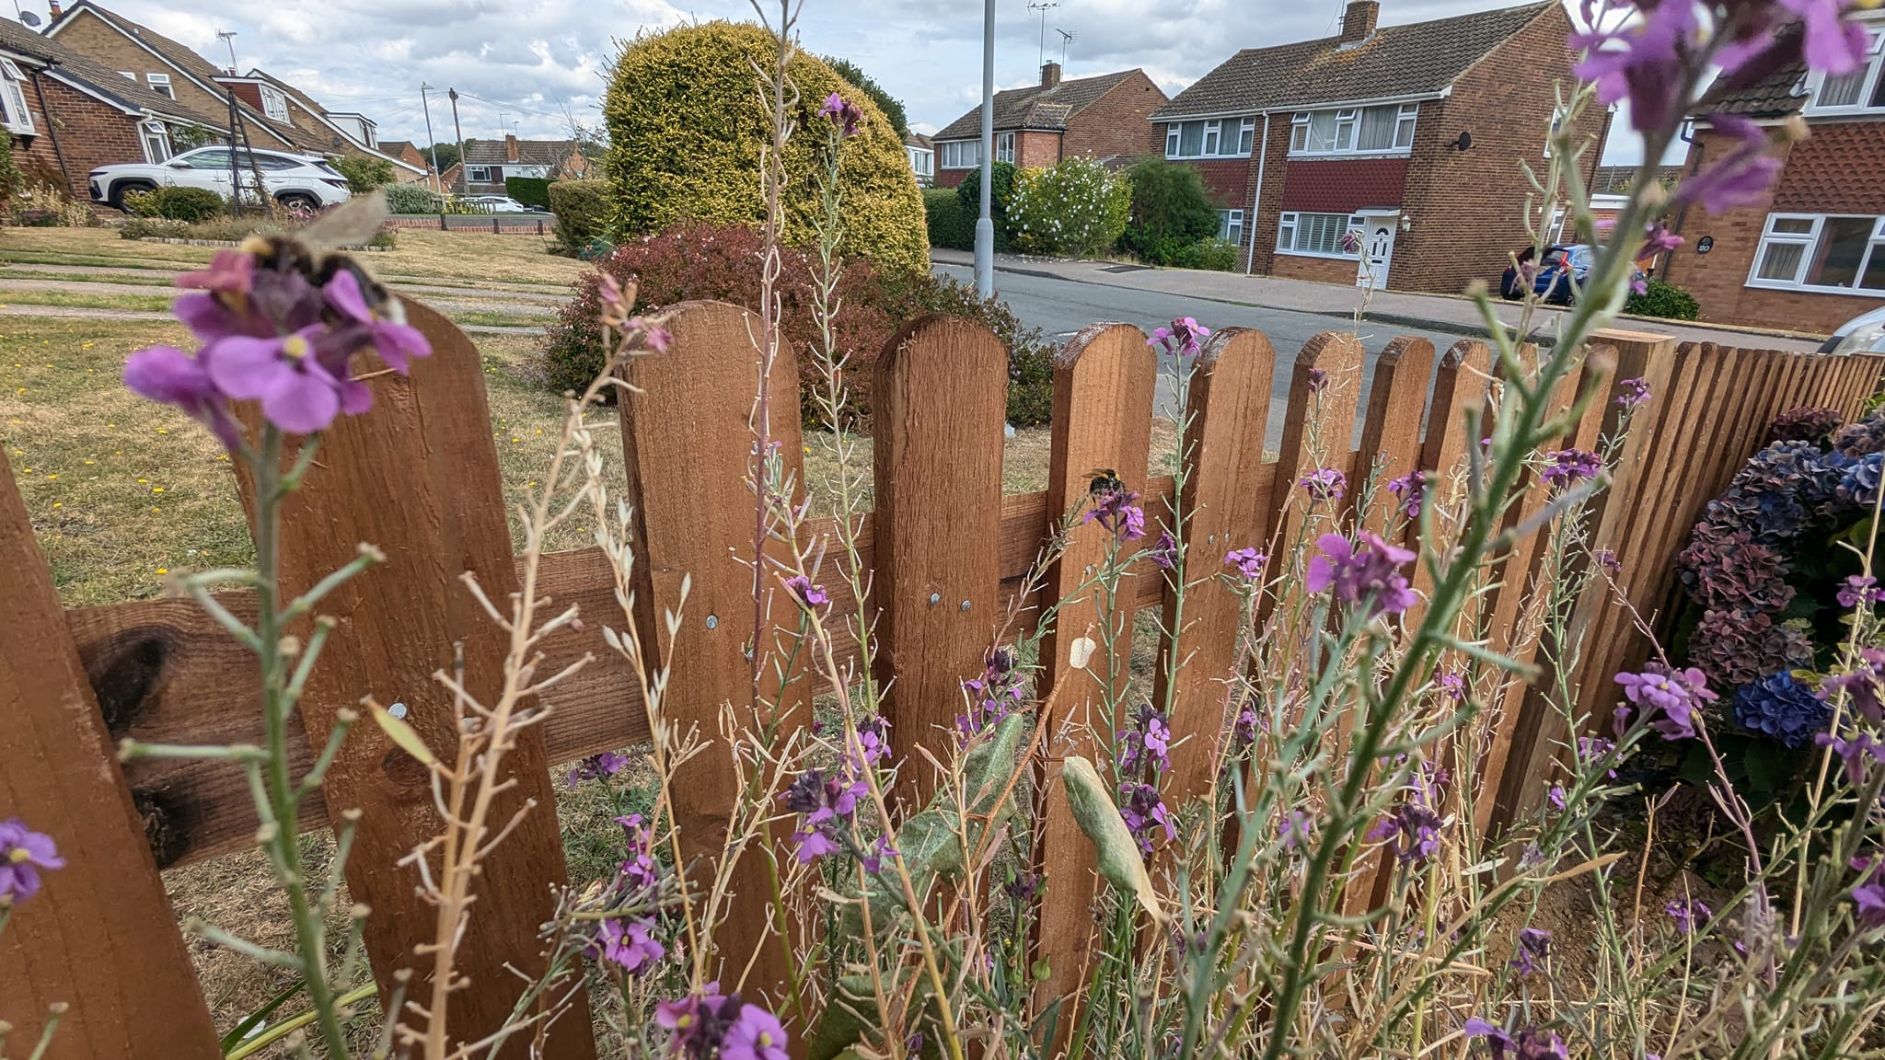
1061 754 1162 919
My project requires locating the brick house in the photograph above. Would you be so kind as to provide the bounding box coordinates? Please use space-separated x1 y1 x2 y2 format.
1661 12 1885 334
929 63 1168 188
445 135 589 195
1 15 228 202
43 0 419 178
904 132 934 186
1152 0 1608 293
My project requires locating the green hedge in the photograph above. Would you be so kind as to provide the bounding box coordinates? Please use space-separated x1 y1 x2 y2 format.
1119 157 1221 265
331 155 395 194
1626 278 1701 320
924 188 974 250
548 179 609 255
1171 237 1239 271
123 185 224 222
603 21 927 275
383 182 442 214
504 176 552 209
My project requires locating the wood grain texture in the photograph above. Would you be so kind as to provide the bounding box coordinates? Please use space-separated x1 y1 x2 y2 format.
237 300 592 1058
872 315 1009 804
1266 331 1366 558
1033 323 1156 1033
1153 327 1276 805
1354 336 1437 539
1405 340 1495 629
0 449 222 1060
614 301 809 1003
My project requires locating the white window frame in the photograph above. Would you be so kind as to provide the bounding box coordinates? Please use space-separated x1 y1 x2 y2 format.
465 165 495 184
1163 117 1254 160
117 70 135 81
1289 103 1416 158
1746 212 1885 293
995 131 1016 163
140 119 172 163
145 72 173 99
1201 120 1221 156
0 59 33 135
1218 208 1244 245
1237 117 1256 155
259 84 290 123
1805 29 1884 114
938 139 982 170
1276 210 1366 259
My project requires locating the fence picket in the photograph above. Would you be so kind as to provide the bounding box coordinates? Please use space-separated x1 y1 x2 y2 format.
1354 336 1437 539
1153 328 1277 805
1033 322 1158 1042
1267 332 1367 560
872 316 1010 803
615 301 812 1003
0 449 221 1059
234 300 594 1057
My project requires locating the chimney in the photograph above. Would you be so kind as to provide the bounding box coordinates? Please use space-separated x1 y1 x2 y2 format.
1041 61 1062 89
47 0 62 20
505 133 520 161
1340 0 1379 42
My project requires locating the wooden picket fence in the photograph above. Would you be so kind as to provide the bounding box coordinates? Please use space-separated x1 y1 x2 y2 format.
1 296 1879 1059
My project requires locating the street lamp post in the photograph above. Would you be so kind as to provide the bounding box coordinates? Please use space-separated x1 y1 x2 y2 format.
974 0 995 298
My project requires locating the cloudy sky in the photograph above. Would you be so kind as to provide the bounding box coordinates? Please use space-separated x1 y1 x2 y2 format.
23 0 1651 162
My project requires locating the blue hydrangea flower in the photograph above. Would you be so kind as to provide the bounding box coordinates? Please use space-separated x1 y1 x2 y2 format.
1838 452 1883 510
1732 672 1833 749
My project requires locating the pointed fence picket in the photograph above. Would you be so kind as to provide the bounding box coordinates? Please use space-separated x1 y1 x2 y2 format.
4 294 1880 1059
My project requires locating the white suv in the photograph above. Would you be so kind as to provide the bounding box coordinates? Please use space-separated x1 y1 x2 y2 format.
89 147 354 212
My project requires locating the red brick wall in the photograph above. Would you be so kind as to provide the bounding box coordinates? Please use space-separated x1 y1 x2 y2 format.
11 71 148 201
1394 4 1607 293
1062 70 1168 164
1665 126 1884 335
1017 130 1061 167
1183 157 1254 211
1273 252 1358 285
1246 115 1295 274
1278 157 1409 212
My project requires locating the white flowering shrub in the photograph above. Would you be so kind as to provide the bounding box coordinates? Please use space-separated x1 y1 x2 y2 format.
1005 156 1130 258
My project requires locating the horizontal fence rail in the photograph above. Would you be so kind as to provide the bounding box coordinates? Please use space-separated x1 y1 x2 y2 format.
3 295 1880 1058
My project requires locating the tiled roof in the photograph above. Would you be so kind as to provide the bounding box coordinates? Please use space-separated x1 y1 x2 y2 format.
461 137 579 166
0 15 220 125
904 132 933 150
1697 25 1808 118
1153 1 1554 119
933 69 1142 141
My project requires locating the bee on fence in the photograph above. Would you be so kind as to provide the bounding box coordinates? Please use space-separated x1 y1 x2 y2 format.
239 190 409 327
1088 467 1125 500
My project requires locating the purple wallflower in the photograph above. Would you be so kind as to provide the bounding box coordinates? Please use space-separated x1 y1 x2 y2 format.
1509 926 1551 977
1146 530 1178 571
569 751 629 784
1300 466 1347 501
1279 808 1314 851
1838 574 1883 609
1119 782 1177 852
1305 532 1417 618
1823 648 1885 725
1464 1018 1569 1060
1085 484 1146 541
1224 546 1267 582
1546 784 1567 811
322 269 430 374
1815 729 1885 787
123 346 244 451
722 1001 791 1060
960 647 1025 736
780 768 865 864
1615 664 1716 740
1573 0 1698 134
1541 448 1603 487
1232 707 1259 748
785 574 829 608
816 92 863 138
1118 704 1172 775
1675 114 1784 214
0 819 63 905
1852 856 1885 931
1305 366 1329 394
1666 896 1712 935
1369 785 1447 864
1615 377 1651 408
207 324 371 434
1781 0 1874 75
659 984 787 1060
853 713 891 766
1149 316 1212 358
594 916 665 974
614 813 661 894
1387 469 1427 518
1439 671 1466 700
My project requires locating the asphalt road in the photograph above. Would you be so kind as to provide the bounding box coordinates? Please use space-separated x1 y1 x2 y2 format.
935 262 1478 447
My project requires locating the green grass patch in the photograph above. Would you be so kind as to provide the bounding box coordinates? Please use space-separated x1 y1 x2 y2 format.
0 290 174 312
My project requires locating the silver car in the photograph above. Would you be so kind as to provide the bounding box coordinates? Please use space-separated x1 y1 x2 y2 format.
89 146 354 212
1819 305 1885 355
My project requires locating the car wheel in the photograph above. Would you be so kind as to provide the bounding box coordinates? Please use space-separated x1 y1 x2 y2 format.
109 180 155 212
276 192 320 214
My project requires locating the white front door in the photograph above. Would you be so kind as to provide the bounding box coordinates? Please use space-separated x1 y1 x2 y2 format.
1356 214 1397 289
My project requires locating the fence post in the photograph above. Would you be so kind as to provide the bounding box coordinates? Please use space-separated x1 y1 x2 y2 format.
872 315 1009 805
1032 323 1156 1042
0 449 222 1059
234 299 595 1058
1353 336 1436 539
613 300 811 1006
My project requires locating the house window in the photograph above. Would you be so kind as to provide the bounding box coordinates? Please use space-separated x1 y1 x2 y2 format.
466 165 494 184
1807 31 1884 112
1277 211 1365 258
939 140 982 169
995 132 1015 163
1218 209 1244 245
145 73 173 99
259 85 290 123
1163 118 1253 159
1290 103 1416 156
1749 213 1885 292
118 70 135 81
140 120 172 163
0 59 34 135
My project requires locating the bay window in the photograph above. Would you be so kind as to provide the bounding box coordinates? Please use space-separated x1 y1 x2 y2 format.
1277 211 1365 258
1289 102 1416 156
1749 214 1885 292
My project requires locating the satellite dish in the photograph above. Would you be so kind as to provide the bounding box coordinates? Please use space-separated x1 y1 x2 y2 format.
19 11 42 26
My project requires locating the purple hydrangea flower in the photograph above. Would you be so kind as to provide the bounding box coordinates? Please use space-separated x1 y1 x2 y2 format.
1767 406 1845 446
1146 530 1178 571
1509 926 1551 977
1838 452 1883 509
1118 704 1172 775
1387 469 1426 519
1119 782 1177 852
1541 448 1602 487
594 916 665 974
1615 664 1716 741
1300 466 1347 501
785 574 829 608
1732 672 1832 749
0 819 63 905
1149 316 1211 358
1224 546 1267 582
1687 609 1814 691
1305 532 1417 618
1666 895 1712 935
1615 377 1651 408
569 751 629 784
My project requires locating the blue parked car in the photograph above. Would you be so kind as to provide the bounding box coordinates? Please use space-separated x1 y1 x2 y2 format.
1502 244 1646 305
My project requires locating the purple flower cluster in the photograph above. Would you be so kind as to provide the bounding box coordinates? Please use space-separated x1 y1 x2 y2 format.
1464 1019 1568 1060
657 983 789 1060
817 92 863 138
780 768 868 863
1368 763 1448 865
586 813 666 975
1224 546 1266 582
125 247 431 443
1615 377 1652 409
1817 728 1885 787
1768 405 1846 446
1119 781 1177 853
1085 482 1146 541
1146 530 1179 571
785 574 829 609
1615 664 1717 741
1732 672 1832 749
1822 648 1885 724
1305 532 1417 618
1117 704 1172 774
1387 469 1426 519
1833 411 1885 457
1666 895 1712 934
1540 448 1602 487
1299 466 1346 502
1149 316 1211 358
1852 856 1885 931
960 647 1025 736
1687 609 1814 691
569 751 629 785
0 819 62 905
615 813 662 895
595 916 665 974
1509 926 1551 978
1837 574 1883 609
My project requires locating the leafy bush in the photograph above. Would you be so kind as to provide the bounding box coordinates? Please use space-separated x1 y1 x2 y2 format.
1005 157 1130 258
505 176 552 209
955 161 1017 249
1626 278 1701 320
1120 157 1222 264
121 214 395 247
123 185 225 222
923 188 974 251
1171 237 1239 271
383 182 443 214
536 220 1055 425
548 179 609 255
604 22 927 275
331 155 396 194
0 132 18 214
